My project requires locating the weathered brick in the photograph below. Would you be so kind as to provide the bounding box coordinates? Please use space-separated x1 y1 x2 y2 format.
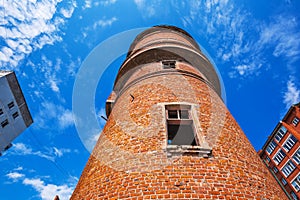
71 26 288 200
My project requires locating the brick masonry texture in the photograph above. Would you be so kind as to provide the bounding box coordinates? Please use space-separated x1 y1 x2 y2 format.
71 26 287 199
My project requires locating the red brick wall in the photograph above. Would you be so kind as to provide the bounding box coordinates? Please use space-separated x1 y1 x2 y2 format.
71 27 287 199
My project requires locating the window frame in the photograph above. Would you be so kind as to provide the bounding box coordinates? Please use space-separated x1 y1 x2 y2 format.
165 104 198 146
273 149 286 165
291 173 300 192
292 117 299 127
1 119 9 128
162 60 176 69
281 160 296 177
293 147 300 164
283 134 298 152
275 125 288 142
266 140 277 155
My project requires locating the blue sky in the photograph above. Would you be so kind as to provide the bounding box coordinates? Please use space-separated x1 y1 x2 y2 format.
0 0 300 199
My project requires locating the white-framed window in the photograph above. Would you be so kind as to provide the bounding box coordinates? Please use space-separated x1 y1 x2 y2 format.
291 191 298 200
293 117 299 127
282 160 296 177
293 148 300 164
283 134 298 152
266 140 277 154
165 104 197 146
282 178 287 185
275 125 287 142
273 149 286 165
265 157 270 163
273 167 279 173
292 174 300 192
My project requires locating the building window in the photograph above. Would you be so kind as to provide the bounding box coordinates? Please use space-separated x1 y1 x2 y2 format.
293 117 299 126
283 135 298 152
12 111 19 119
0 108 3 116
266 140 277 155
273 149 286 165
162 60 176 69
275 125 287 142
165 104 197 146
7 101 15 109
291 191 298 200
282 160 296 177
293 148 300 164
266 156 270 163
292 175 300 192
282 178 287 185
1 119 9 128
273 167 278 173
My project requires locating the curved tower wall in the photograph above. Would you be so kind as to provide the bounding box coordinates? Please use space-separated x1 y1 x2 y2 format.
71 26 287 199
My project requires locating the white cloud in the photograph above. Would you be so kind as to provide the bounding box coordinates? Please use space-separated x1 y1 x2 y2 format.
283 79 300 109
34 101 74 130
5 167 75 200
134 0 160 18
0 0 76 69
60 2 77 18
53 147 71 157
6 172 25 182
100 0 117 6
93 17 117 29
258 16 300 62
11 143 55 162
23 178 74 200
58 110 74 129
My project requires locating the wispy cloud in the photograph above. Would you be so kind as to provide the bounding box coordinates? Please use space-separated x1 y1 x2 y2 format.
60 1 77 18
100 0 117 6
34 101 74 130
11 143 55 162
9 143 73 162
0 0 76 69
134 0 161 18
283 78 300 109
6 168 74 200
258 15 300 64
23 178 74 200
6 172 25 182
93 17 118 29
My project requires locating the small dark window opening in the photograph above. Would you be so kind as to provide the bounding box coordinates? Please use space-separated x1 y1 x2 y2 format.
8 101 14 109
167 123 197 145
1 119 9 128
0 109 3 115
12 111 19 119
162 60 176 69
166 105 198 146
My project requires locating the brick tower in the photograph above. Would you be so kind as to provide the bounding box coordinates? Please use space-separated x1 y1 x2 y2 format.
71 26 287 199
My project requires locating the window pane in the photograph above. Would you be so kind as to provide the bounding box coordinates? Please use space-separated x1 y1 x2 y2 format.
179 110 189 119
283 135 297 152
266 140 277 154
167 124 196 145
293 149 300 164
275 126 287 142
273 149 286 165
168 110 178 119
282 160 296 177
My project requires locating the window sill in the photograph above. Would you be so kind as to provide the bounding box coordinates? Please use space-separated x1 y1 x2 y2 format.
165 145 212 157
